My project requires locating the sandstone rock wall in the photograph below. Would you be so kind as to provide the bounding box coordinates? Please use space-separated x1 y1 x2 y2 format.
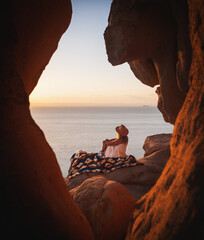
1 0 203 239
0 1 94 239
105 0 204 239
104 0 192 124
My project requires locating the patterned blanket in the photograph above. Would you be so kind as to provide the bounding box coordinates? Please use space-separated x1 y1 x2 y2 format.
68 150 143 178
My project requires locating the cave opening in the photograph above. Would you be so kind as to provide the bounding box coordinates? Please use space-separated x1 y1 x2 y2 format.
2 0 203 239
29 0 173 177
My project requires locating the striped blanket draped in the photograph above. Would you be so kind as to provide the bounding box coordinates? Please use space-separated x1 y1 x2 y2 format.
68 150 143 179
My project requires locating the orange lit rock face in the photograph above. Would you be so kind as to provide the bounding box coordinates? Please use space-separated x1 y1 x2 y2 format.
1 0 203 239
104 0 191 124
127 0 204 238
0 1 94 239
70 176 136 240
105 0 203 239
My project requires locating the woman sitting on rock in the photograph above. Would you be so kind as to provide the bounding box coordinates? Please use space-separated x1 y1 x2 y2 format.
68 124 141 179
101 124 129 158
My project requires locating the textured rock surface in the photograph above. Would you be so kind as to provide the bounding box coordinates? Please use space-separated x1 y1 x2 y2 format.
143 133 172 156
0 1 94 239
104 0 204 239
126 0 204 239
1 0 203 239
66 147 170 199
70 176 136 240
104 0 191 124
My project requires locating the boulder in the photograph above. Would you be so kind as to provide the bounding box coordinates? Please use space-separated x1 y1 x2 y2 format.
66 146 170 199
143 133 172 156
70 176 136 240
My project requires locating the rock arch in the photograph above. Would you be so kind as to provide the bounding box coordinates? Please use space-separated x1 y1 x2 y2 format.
0 0 203 239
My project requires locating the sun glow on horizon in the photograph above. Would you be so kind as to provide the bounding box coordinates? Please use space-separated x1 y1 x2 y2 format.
30 0 158 108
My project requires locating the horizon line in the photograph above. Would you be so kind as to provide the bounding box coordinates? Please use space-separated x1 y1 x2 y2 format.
30 104 157 108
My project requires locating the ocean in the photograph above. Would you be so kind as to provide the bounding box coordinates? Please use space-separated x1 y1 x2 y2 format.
30 106 173 177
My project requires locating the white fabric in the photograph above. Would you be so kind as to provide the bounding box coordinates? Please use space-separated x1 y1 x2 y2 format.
105 143 127 158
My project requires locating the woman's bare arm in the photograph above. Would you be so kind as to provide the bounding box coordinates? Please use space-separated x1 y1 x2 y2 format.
101 138 122 152
105 138 122 146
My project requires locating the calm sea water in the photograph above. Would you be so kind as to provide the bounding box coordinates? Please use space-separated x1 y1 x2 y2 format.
30 106 173 177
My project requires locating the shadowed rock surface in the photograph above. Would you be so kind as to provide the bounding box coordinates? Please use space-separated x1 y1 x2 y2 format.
0 1 94 239
104 0 204 239
70 176 136 240
104 0 192 124
1 0 203 239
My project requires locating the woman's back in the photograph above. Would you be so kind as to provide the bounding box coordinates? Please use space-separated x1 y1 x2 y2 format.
105 142 128 158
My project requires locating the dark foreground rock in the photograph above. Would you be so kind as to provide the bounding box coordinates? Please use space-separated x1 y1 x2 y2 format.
0 1 94 239
70 176 136 240
1 0 203 239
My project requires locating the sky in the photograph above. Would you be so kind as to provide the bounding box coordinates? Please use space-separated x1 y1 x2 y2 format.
30 0 158 107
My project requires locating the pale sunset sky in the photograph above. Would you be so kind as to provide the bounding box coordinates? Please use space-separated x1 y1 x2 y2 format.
30 0 158 107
